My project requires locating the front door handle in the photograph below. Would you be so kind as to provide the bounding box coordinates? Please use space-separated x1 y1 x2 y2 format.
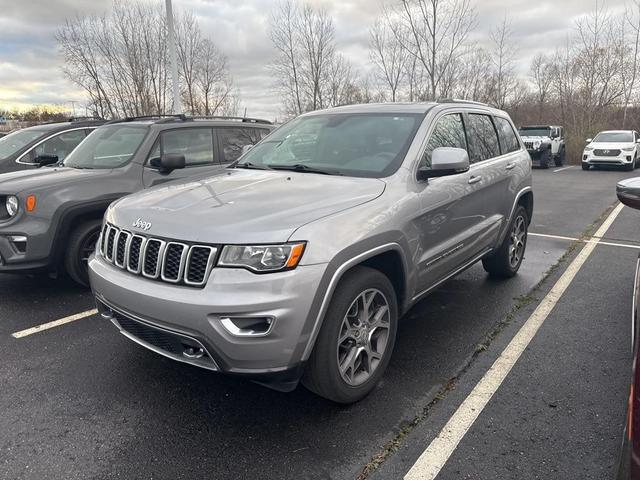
468 175 482 184
505 162 516 170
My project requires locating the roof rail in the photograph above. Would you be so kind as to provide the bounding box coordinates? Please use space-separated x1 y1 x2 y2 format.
69 116 105 122
437 98 489 107
105 114 187 125
189 115 273 125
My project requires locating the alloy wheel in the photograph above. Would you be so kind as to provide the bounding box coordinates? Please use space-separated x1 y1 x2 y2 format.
337 288 391 386
509 215 526 268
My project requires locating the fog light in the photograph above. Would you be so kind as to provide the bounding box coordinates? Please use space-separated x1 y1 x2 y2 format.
627 156 633 161
583 155 588 161
8 235 27 254
220 316 275 337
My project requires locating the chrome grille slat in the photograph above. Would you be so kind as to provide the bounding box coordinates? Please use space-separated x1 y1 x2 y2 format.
102 223 216 287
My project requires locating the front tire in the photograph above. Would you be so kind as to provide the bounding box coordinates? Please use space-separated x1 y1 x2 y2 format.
64 220 102 287
303 266 398 404
539 149 551 169
582 163 590 171
482 205 528 278
554 147 565 167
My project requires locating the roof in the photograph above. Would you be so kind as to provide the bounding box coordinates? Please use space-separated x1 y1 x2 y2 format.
105 115 273 127
21 118 106 132
308 99 501 116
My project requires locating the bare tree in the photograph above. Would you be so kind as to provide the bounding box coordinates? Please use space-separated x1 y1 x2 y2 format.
619 0 640 127
390 0 477 100
529 53 553 120
488 15 518 109
269 1 361 115
370 17 408 101
57 0 237 119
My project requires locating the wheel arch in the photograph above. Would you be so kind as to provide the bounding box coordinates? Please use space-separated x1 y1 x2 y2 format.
300 242 410 361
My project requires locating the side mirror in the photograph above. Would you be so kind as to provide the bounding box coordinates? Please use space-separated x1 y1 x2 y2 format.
241 144 254 155
418 147 470 181
617 178 640 210
150 153 186 173
586 138 593 143
635 139 640 144
34 154 59 167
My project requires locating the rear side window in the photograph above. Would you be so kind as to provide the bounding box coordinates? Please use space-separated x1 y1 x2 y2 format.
467 114 500 163
494 117 521 154
151 128 214 166
420 113 467 168
28 129 87 163
218 127 269 163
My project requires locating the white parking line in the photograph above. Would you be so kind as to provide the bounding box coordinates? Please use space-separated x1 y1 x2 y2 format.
403 203 624 480
529 232 640 250
553 166 573 173
11 309 98 339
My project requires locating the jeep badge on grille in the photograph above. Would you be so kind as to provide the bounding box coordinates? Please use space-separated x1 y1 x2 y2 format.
132 218 152 231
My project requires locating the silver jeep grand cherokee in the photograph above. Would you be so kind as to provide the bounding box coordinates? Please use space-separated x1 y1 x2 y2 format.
89 101 533 403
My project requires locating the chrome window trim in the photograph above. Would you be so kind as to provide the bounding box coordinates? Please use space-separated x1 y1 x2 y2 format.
14 127 95 165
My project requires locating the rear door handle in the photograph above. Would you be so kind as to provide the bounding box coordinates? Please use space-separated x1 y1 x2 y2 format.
505 162 516 170
468 175 482 184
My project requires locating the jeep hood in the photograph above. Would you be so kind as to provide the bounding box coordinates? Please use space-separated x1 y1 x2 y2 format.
520 135 551 141
0 166 113 194
107 169 386 244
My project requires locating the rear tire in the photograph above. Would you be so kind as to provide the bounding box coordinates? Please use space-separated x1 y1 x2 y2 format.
302 266 398 404
64 220 102 287
482 206 528 278
554 148 565 167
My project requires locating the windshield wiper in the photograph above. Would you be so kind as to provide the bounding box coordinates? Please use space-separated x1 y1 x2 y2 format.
268 164 342 175
233 162 272 170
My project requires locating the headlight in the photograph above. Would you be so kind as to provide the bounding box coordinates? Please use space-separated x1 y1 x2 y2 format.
219 243 306 272
584 146 594 152
5 195 18 217
622 146 635 151
533 140 542 149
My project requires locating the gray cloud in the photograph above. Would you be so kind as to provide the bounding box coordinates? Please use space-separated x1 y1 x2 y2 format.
0 0 629 118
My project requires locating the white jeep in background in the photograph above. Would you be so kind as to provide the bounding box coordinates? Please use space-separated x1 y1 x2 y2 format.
518 125 565 169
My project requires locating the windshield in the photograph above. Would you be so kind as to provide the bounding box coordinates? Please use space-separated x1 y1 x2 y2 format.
64 125 148 169
593 131 633 143
236 113 424 177
518 127 551 137
0 128 48 159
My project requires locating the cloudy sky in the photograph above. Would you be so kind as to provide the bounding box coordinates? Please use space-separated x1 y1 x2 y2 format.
0 0 627 119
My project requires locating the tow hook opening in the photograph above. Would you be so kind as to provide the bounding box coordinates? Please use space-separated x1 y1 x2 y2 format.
182 345 205 359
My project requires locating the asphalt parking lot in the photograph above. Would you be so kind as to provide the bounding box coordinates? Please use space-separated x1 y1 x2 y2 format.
1 165 638 480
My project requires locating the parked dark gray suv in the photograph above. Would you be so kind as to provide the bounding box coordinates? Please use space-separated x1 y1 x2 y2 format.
90 101 533 403
0 118 106 174
0 115 273 285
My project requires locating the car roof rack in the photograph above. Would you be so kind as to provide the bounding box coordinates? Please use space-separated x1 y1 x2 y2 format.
189 115 273 125
68 116 105 122
437 98 489 107
104 114 188 125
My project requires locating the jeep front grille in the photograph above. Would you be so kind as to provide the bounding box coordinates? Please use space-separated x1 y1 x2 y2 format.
99 223 217 287
524 141 535 150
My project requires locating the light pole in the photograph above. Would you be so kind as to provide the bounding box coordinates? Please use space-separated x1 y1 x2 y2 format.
165 0 181 115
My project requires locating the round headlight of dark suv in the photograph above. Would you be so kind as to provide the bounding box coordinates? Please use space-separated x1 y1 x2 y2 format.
5 195 18 217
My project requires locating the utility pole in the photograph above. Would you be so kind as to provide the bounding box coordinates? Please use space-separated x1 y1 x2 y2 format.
69 100 77 117
165 0 181 114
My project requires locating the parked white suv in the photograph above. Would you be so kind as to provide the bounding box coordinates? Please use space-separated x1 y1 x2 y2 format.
582 130 640 171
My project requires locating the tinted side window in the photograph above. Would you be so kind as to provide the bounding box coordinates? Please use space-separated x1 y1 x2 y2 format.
467 114 500 163
218 127 268 163
494 117 520 154
420 113 467 168
159 128 214 166
29 129 87 163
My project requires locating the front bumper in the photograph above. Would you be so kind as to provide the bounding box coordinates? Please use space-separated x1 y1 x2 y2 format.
582 152 634 167
89 254 328 380
0 215 56 272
